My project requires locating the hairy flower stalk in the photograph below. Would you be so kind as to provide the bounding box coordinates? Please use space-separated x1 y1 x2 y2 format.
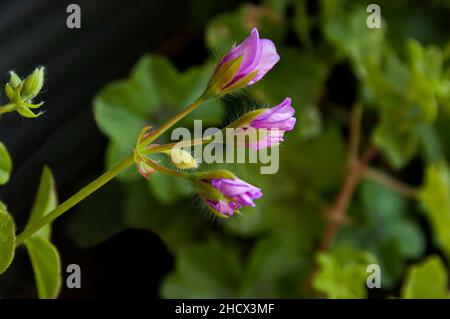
13 27 286 245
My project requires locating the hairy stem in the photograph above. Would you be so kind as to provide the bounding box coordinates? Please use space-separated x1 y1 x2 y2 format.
142 97 205 145
15 155 134 246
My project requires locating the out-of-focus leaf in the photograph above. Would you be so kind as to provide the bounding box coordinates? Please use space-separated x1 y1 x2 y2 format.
313 246 377 299
67 181 126 248
160 241 242 298
0 142 12 185
25 236 61 299
0 207 15 274
373 110 419 169
124 180 205 253
323 8 385 80
419 163 450 258
241 236 305 298
205 3 287 54
338 179 425 288
251 49 327 139
146 155 194 204
293 0 312 49
291 127 346 191
401 256 450 299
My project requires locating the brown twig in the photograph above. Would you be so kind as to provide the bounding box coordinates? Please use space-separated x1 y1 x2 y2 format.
319 146 377 251
364 167 418 198
319 103 378 251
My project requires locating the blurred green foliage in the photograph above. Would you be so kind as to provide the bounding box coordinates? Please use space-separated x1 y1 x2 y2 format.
67 0 450 298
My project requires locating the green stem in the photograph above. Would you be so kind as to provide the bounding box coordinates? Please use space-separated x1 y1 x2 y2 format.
0 103 16 115
142 97 205 145
142 157 194 180
15 94 211 246
15 155 134 246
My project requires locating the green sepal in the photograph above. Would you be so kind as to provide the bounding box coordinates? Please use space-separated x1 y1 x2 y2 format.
194 169 236 180
207 55 243 95
226 109 265 129
16 105 43 118
5 83 16 101
219 69 259 96
195 180 228 201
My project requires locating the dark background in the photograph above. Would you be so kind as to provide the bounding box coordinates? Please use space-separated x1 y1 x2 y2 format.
0 0 244 298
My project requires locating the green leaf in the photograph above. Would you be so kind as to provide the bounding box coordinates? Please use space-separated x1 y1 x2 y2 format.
160 241 242 298
67 181 126 248
124 180 204 252
241 236 305 298
313 246 377 299
205 3 287 54
323 7 385 80
23 166 62 299
0 142 12 185
290 127 346 191
25 166 57 239
337 179 425 288
0 207 16 274
251 49 327 140
419 162 450 258
25 236 62 299
401 256 450 299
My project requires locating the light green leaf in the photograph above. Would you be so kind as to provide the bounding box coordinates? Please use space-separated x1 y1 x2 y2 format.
313 246 377 299
25 166 57 239
23 166 62 299
0 207 16 274
0 142 12 185
25 236 62 299
401 256 450 299
419 163 450 258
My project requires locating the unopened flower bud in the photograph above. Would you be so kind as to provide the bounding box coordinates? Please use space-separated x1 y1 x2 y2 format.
206 28 279 97
22 67 45 100
9 71 22 89
162 148 198 170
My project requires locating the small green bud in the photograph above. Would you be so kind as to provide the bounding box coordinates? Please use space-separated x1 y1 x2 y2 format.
162 149 198 170
9 71 22 89
22 67 45 100
4 84 16 101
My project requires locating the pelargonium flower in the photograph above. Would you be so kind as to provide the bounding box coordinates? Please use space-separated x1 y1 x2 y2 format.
206 28 280 96
198 177 263 217
232 97 296 150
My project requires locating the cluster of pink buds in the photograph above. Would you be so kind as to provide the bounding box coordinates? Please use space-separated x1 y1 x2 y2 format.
134 28 296 217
